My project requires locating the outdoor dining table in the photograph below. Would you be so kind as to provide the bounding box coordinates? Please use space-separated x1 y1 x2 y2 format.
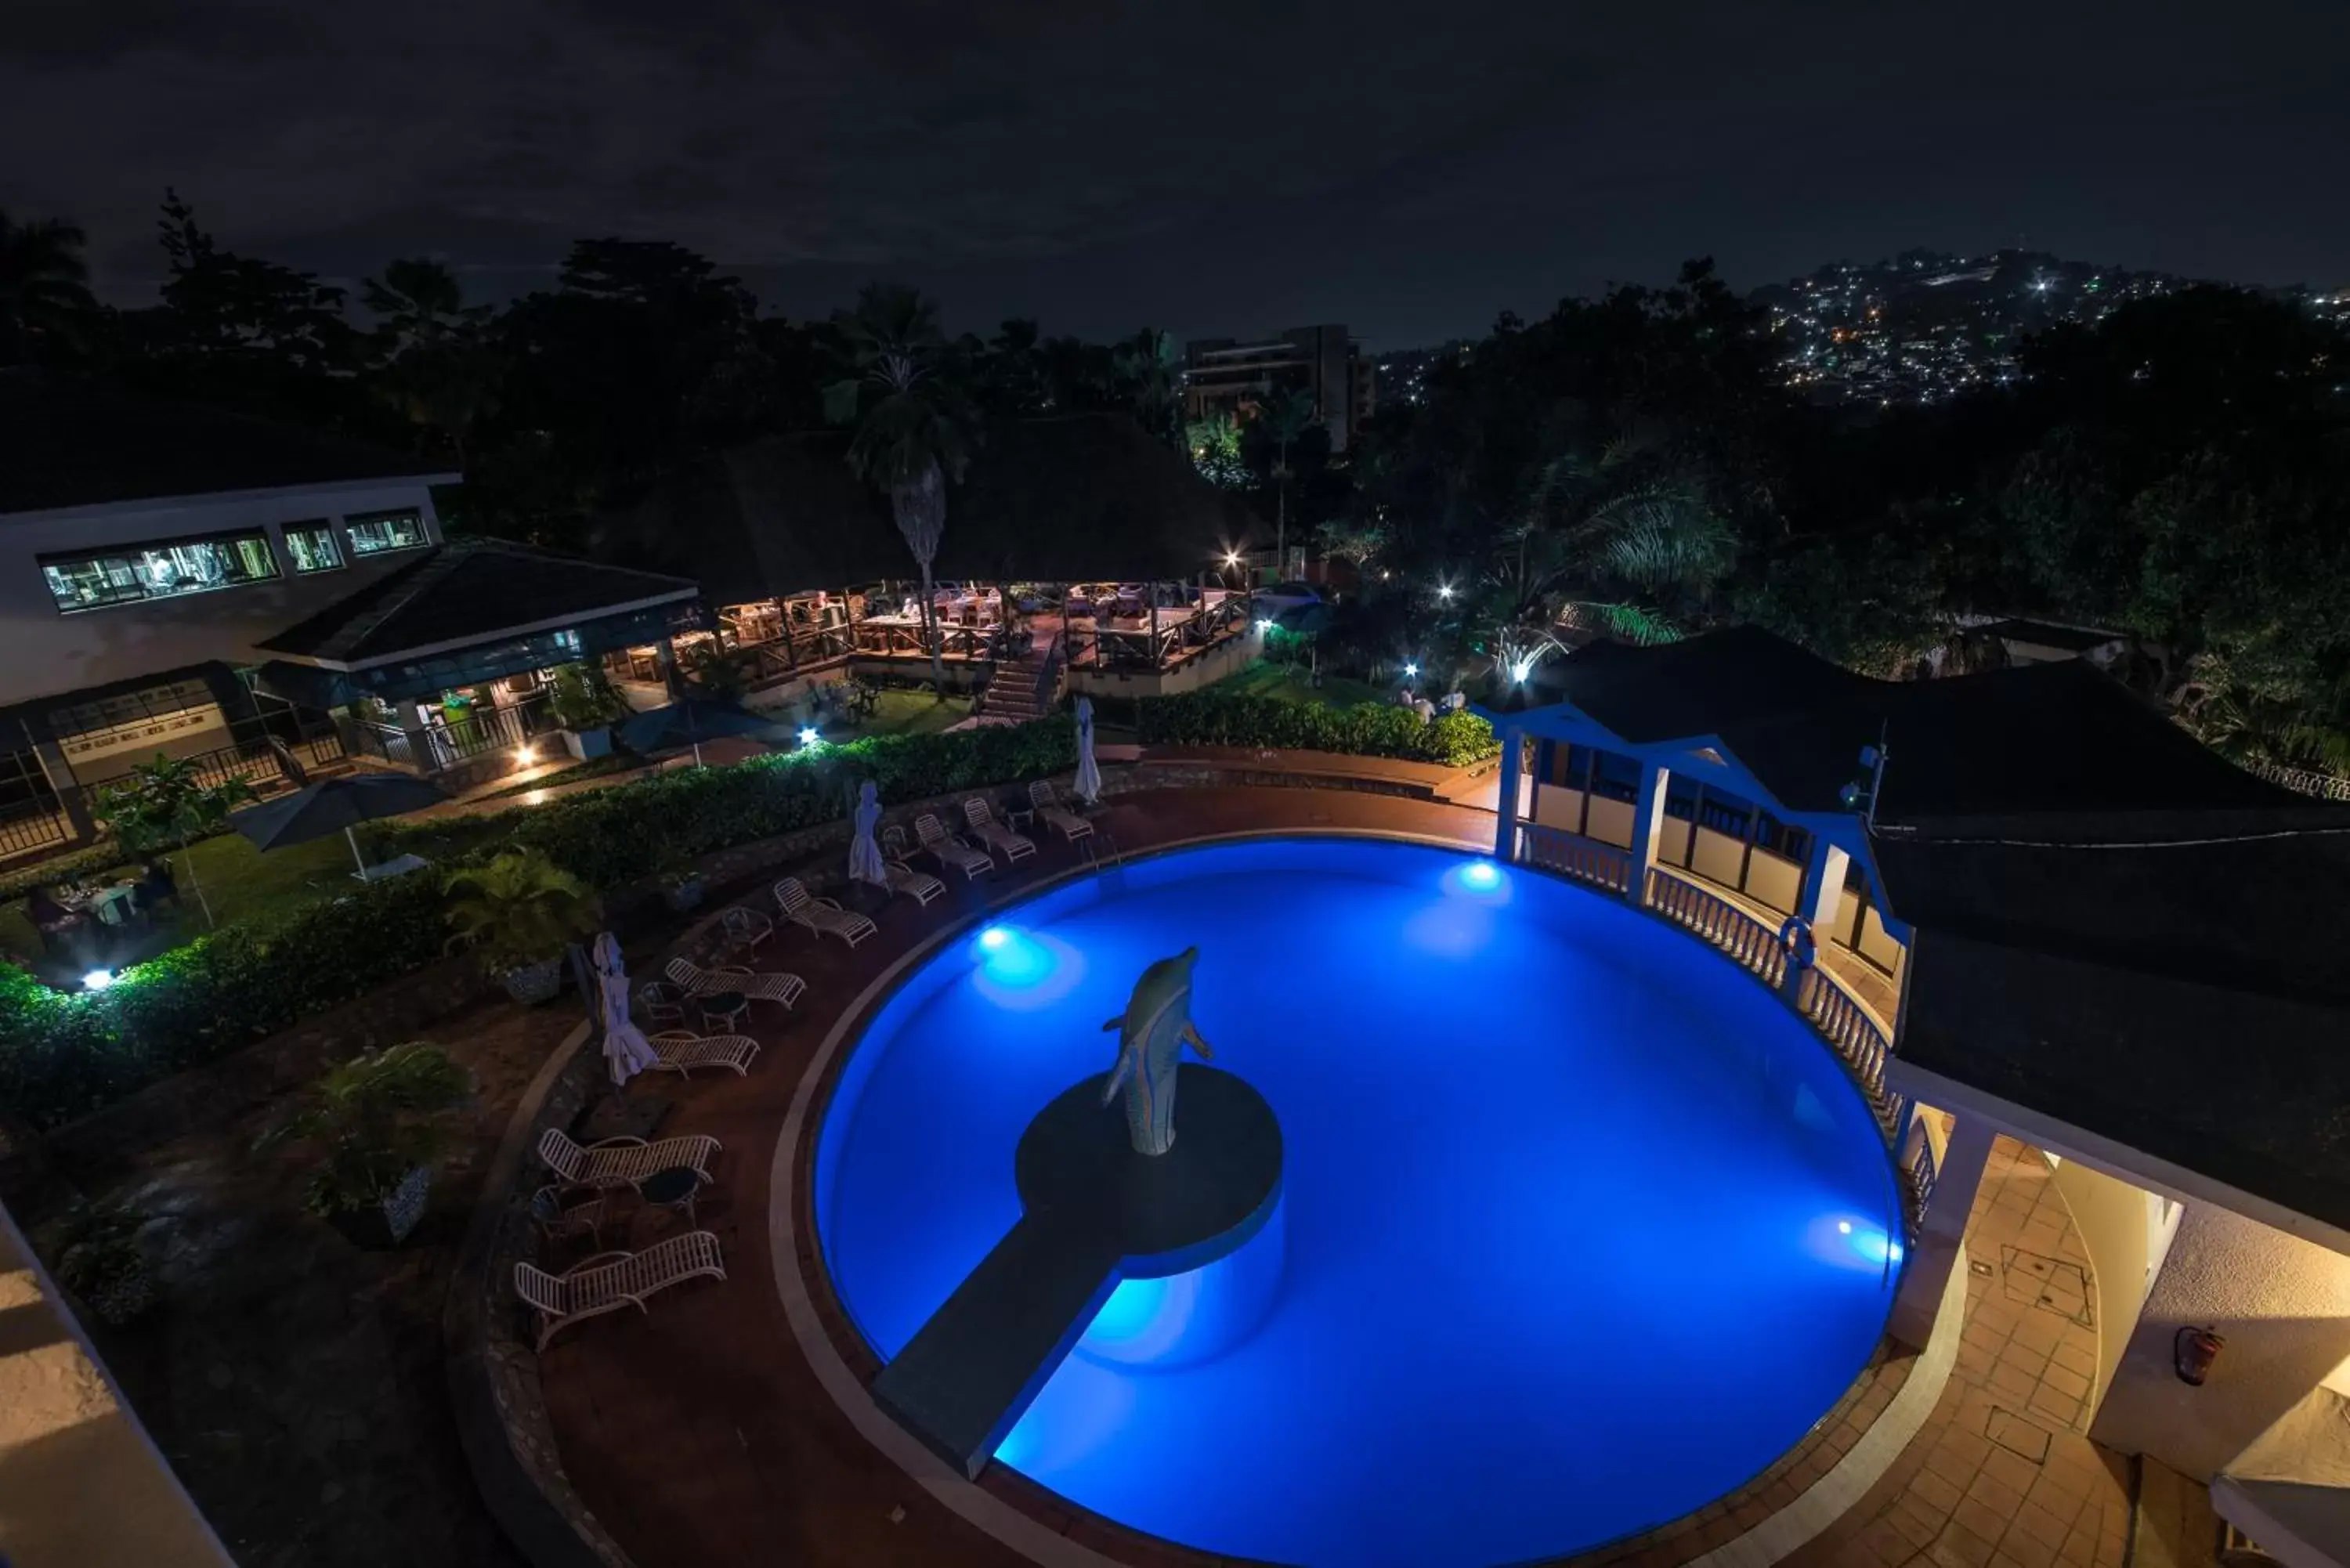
63 882 141 927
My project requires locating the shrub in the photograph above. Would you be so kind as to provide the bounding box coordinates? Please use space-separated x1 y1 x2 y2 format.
443 851 601 972
381 714 1079 888
255 1041 468 1221
0 715 1079 1126
1136 692 1499 767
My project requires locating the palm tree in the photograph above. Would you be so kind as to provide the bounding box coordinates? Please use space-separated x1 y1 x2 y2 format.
1253 388 1318 577
0 210 99 367
364 259 498 460
834 284 974 695
1115 327 1184 450
362 258 482 349
1477 439 1734 696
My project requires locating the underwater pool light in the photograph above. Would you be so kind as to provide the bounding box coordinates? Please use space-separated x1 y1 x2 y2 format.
979 926 1011 950
1462 859 1501 890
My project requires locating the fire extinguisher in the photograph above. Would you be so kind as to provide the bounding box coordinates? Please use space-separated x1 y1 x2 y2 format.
2176 1326 2225 1386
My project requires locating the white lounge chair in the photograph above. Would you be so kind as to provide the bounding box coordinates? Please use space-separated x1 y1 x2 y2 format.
719 906 773 956
962 797 1035 863
878 827 947 906
665 955 804 1010
514 1230 727 1350
916 812 993 880
646 1029 761 1078
537 1125 721 1193
772 877 878 947
1027 780 1094 842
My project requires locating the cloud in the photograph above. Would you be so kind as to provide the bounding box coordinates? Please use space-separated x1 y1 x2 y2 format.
0 0 1591 292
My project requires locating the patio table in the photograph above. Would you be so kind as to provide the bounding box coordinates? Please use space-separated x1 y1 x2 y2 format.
637 1165 707 1229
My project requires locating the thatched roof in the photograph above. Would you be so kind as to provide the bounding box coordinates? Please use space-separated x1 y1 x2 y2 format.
601 414 1260 600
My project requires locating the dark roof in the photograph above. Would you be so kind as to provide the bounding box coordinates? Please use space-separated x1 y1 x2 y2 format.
258 538 697 666
602 414 1260 598
0 373 454 514
1547 628 2297 819
1888 817 2350 1234
1875 811 2350 1002
1545 626 1869 744
1897 916 2350 1237
1975 618 2127 652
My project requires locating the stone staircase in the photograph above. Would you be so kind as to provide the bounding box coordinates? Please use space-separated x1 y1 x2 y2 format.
982 639 1065 724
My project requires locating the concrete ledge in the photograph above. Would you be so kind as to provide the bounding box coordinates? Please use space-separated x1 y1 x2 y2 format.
443 1014 634 1568
1689 1245 1968 1568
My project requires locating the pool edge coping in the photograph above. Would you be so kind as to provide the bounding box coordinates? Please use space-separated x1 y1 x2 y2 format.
772 826 1484 1568
768 822 1942 1568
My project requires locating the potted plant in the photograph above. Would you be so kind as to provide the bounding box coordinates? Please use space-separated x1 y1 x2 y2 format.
256 1042 468 1248
443 850 602 1004
548 662 627 760
41 1198 156 1325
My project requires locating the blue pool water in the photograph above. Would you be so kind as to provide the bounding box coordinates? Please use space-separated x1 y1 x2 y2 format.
816 838 1900 1567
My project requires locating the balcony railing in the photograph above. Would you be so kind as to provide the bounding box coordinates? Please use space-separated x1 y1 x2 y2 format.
1643 867 1791 991
78 729 347 816
1516 823 1632 894
1506 838 1920 1236
1794 965 1896 1137
0 804 71 859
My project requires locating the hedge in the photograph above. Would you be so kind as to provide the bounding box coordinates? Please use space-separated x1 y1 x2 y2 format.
0 717 1078 1128
1136 692 1499 767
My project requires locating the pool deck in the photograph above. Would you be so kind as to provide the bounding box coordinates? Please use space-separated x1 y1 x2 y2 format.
532 786 2141 1568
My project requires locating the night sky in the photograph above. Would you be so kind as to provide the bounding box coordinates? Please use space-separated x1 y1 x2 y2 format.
6 0 2345 348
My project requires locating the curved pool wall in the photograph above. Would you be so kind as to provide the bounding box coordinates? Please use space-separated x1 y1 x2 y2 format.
815 837 1904 1568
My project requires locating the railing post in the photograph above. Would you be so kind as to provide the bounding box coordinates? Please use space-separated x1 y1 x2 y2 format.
1625 762 1669 906
1890 1111 1994 1350
1802 838 1852 934
1493 725 1523 862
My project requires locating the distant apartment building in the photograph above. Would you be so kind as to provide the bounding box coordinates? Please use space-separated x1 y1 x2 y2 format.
1181 325 1376 453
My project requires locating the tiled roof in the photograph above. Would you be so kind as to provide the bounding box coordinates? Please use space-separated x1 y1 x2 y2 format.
258 538 697 666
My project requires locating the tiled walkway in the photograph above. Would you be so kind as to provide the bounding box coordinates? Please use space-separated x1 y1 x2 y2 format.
1780 1137 2133 1568
533 790 2162 1568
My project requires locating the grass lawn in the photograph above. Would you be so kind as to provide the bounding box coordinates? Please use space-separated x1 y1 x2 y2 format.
845 688 967 739
1211 661 1391 709
1 831 360 968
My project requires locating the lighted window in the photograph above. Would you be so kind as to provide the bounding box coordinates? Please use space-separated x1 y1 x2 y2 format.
41 531 280 613
345 509 427 555
284 523 343 573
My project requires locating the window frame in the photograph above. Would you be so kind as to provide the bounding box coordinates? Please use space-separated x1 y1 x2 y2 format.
282 521 345 575
342 508 429 558
38 528 284 615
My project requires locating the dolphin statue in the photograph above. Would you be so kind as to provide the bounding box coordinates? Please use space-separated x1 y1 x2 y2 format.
1099 947 1213 1155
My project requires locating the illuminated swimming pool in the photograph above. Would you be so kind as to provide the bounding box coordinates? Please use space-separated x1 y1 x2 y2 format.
815 837 1901 1567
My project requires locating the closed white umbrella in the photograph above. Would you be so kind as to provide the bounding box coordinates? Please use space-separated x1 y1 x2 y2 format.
848 780 888 887
592 932 659 1086
1074 695 1103 805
